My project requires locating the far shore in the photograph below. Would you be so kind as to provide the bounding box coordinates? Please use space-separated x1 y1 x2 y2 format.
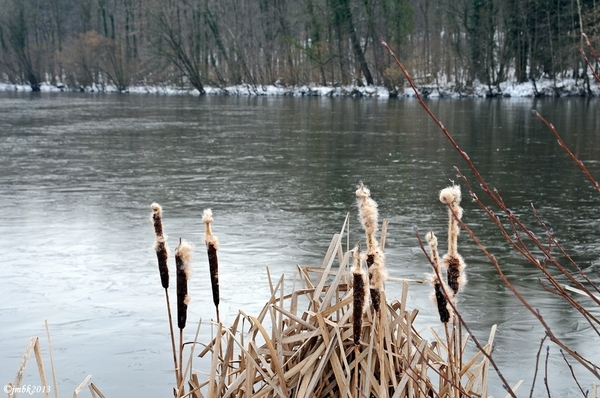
1 77 599 98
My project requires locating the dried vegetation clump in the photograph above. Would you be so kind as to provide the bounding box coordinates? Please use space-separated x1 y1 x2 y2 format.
148 183 499 398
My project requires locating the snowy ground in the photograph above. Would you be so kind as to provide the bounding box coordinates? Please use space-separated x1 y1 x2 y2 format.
0 76 599 97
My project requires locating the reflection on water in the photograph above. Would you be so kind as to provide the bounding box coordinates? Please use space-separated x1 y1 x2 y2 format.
0 92 598 396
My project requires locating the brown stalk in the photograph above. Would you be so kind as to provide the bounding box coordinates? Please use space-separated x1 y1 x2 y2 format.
150 203 179 388
529 334 548 398
559 349 589 397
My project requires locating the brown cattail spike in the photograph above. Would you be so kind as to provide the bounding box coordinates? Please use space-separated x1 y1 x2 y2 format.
434 283 451 323
175 239 193 330
203 209 220 321
352 245 367 346
151 203 169 289
439 185 467 295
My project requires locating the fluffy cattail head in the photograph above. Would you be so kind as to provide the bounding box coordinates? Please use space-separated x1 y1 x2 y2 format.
151 202 169 289
175 239 193 330
439 185 462 206
203 208 219 249
356 182 379 253
425 231 441 274
368 249 387 291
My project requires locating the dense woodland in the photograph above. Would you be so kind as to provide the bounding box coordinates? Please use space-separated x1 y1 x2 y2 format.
1 0 599 96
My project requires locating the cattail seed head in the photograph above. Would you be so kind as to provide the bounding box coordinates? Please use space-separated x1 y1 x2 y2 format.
426 230 454 323
151 203 169 289
356 182 380 254
203 209 220 312
439 184 467 295
352 247 367 346
439 185 461 206
433 283 453 323
425 231 441 273
443 254 467 295
175 239 193 330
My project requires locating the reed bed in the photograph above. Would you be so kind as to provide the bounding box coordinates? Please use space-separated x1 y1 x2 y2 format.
189 220 496 398
148 185 499 398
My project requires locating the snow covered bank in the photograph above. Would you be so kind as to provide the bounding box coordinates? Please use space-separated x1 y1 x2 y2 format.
1 78 598 98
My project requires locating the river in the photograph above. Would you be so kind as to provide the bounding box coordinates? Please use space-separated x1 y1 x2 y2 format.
0 92 599 397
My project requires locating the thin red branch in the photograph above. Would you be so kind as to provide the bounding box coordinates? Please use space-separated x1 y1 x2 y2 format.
531 110 600 196
582 33 600 84
414 228 517 398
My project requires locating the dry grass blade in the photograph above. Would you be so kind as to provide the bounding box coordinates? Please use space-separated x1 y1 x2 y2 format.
45 320 59 398
72 375 92 398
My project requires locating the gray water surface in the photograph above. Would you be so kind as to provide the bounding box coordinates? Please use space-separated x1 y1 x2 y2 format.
1 92 599 396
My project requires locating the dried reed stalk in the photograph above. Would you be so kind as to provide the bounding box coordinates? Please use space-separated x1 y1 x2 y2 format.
203 209 220 323
150 203 179 387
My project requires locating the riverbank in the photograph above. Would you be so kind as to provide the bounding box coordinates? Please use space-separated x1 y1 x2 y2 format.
1 76 599 98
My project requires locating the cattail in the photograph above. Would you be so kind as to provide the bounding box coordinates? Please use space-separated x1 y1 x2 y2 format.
175 239 193 330
426 231 453 323
356 183 380 256
203 209 220 322
439 185 467 295
356 182 387 311
352 245 367 346
151 203 169 289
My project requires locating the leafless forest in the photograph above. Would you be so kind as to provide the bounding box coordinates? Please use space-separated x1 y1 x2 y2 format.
0 0 599 95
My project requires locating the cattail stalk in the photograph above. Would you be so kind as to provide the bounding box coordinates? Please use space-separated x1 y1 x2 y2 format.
439 185 466 392
439 185 467 295
426 231 453 323
352 245 366 397
203 209 220 323
356 183 387 311
175 238 192 388
352 246 367 345
151 203 170 289
150 203 179 387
